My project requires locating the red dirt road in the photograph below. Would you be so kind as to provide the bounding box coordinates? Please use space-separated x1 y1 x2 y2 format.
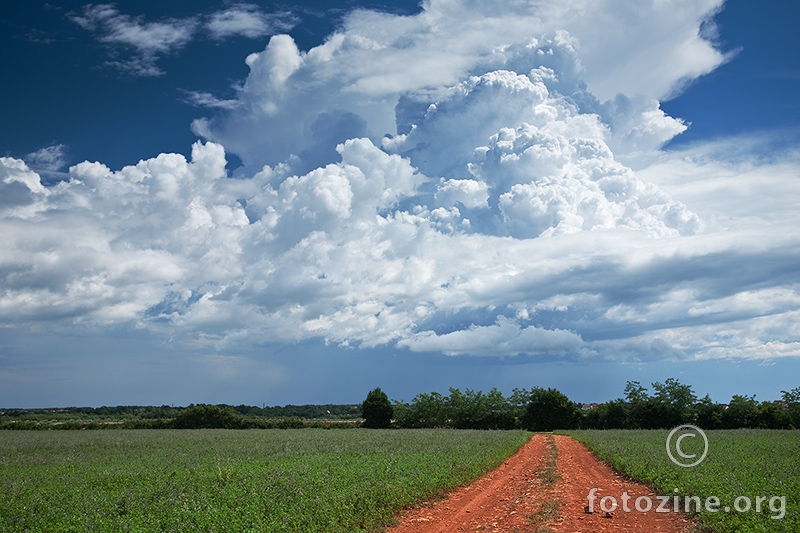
388 433 696 533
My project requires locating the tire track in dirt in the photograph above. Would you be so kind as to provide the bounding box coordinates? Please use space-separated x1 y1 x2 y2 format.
548 435 695 532
387 433 549 532
388 433 697 533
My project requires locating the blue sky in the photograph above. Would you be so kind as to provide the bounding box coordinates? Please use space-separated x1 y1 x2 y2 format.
1 0 799 408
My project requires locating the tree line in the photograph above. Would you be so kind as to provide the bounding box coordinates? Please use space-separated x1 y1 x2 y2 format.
0 403 362 430
4 379 799 431
0 404 362 431
1 403 360 423
361 379 800 431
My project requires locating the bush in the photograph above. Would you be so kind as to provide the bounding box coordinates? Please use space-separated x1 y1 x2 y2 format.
173 404 243 429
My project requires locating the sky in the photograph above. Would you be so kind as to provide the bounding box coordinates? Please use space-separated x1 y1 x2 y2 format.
1 0 799 408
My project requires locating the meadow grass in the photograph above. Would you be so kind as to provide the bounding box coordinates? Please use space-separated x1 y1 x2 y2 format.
567 429 800 533
0 428 529 532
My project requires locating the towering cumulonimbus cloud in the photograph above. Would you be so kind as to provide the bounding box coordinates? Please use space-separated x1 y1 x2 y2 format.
382 68 699 239
193 0 726 173
4 0 800 362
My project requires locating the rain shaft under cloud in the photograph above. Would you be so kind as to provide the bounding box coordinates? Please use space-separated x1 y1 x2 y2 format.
2 0 800 365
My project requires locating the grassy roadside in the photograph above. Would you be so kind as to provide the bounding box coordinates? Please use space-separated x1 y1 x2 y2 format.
565 429 800 533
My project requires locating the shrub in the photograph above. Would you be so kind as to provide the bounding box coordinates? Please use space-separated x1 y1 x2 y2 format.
172 404 243 429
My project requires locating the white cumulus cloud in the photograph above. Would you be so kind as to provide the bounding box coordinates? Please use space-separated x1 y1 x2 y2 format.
206 4 294 40
71 4 198 76
6 0 799 363
71 3 295 76
194 0 725 172
399 317 585 357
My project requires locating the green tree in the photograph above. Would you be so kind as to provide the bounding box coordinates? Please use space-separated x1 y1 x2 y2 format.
402 391 448 428
756 400 790 429
447 388 491 429
652 378 697 427
624 381 658 429
722 395 760 428
361 388 393 428
485 387 516 429
622 378 697 429
390 400 411 427
508 388 533 428
624 381 649 403
583 399 628 429
525 387 581 431
781 387 800 428
695 394 724 429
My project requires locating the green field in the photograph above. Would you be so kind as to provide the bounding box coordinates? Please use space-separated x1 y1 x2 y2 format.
568 429 800 533
0 428 529 533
